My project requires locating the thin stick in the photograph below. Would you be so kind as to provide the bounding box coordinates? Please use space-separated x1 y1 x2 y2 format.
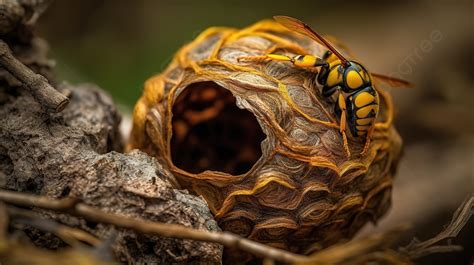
0 39 69 112
0 202 8 239
0 190 78 211
8 206 101 247
300 226 410 265
0 189 307 263
1 189 470 264
400 194 473 259
77 203 307 262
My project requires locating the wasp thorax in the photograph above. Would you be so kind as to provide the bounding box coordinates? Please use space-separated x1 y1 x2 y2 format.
319 58 371 93
343 61 371 91
128 19 402 262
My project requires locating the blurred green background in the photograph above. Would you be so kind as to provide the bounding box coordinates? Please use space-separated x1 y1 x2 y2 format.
37 1 473 264
37 0 471 109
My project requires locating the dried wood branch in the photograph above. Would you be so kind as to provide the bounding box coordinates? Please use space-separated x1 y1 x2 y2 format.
399 194 473 259
0 189 416 264
7 206 101 247
0 190 78 211
300 226 411 265
2 190 470 264
0 189 307 264
0 39 68 112
0 239 115 265
0 202 8 239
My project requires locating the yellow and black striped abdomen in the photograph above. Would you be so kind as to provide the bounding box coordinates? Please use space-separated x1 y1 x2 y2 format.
346 86 379 137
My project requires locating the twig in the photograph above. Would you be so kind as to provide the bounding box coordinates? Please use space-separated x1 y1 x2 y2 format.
300 225 411 265
347 249 412 265
0 39 69 112
0 202 8 239
7 206 101 247
0 237 116 265
0 190 78 210
400 194 473 259
77 203 307 263
0 189 307 264
2 189 469 264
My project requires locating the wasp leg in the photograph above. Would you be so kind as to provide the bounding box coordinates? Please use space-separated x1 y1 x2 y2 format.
238 54 326 68
337 93 351 157
360 126 374 156
238 54 293 63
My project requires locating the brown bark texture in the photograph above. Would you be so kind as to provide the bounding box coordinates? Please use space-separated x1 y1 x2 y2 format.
0 0 222 264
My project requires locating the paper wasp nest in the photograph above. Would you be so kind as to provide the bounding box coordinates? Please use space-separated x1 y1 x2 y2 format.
128 20 402 255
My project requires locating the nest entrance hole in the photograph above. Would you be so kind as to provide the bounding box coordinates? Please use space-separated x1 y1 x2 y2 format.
171 81 265 175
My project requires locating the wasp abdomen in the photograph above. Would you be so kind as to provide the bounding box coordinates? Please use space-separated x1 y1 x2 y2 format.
346 86 379 137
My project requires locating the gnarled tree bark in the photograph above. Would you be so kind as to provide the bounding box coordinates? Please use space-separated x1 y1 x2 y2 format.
0 1 222 263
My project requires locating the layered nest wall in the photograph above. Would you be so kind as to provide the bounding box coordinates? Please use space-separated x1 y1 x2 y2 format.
128 20 402 256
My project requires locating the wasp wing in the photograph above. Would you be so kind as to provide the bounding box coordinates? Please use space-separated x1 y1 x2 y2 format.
324 35 413 88
274 15 348 65
324 35 354 58
371 73 413 88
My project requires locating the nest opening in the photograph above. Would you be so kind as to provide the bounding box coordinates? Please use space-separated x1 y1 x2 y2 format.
170 81 265 175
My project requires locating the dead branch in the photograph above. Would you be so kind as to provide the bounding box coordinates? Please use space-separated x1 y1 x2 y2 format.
76 202 308 263
0 202 8 239
0 190 78 211
300 226 411 265
7 206 101 247
0 189 416 264
0 189 307 264
2 189 470 264
0 239 116 265
0 39 68 112
400 194 473 259
346 250 412 265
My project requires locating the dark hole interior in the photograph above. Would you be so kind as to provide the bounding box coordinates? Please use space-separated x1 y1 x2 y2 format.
171 81 265 175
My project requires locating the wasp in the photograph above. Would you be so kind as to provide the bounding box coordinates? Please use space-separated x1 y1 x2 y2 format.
239 16 411 157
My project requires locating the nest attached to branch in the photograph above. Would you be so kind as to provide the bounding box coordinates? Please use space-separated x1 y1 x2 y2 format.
128 20 402 256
